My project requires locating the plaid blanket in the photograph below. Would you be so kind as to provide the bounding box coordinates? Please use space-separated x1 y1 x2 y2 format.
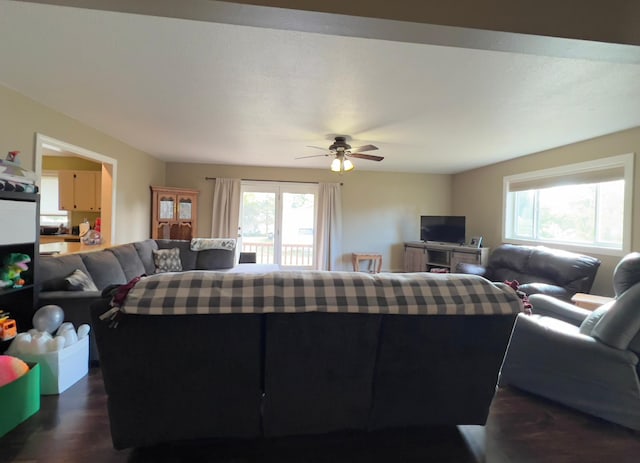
119 270 523 316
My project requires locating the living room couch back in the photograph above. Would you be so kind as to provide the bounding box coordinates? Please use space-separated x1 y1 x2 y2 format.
37 239 236 361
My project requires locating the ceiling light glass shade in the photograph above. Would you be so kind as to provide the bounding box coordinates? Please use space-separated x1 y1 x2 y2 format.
343 159 354 171
330 154 355 173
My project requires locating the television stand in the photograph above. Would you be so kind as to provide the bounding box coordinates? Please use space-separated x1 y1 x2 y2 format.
403 241 489 273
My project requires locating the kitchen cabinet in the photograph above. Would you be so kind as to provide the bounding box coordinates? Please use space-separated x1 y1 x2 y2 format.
59 170 101 212
150 186 199 240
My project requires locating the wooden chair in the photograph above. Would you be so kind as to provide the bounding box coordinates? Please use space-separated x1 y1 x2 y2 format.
352 253 382 273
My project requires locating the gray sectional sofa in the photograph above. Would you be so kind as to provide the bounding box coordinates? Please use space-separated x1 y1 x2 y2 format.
38 239 236 361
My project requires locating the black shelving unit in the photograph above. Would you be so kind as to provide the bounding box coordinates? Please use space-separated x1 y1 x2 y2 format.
0 190 40 338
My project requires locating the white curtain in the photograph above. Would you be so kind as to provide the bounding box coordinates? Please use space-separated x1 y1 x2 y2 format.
210 178 241 238
314 182 343 270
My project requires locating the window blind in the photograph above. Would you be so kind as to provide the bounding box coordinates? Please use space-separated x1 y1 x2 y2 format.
507 166 624 193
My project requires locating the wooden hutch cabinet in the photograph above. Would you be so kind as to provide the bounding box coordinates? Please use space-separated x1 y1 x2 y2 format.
150 186 199 240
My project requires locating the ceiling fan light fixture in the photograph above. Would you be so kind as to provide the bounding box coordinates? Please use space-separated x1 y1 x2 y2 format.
299 136 378 172
330 153 355 173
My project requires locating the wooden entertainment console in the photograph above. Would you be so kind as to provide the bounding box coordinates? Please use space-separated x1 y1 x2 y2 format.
404 241 489 273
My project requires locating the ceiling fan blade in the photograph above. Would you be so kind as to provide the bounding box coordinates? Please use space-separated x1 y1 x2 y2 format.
295 154 329 159
349 153 384 161
350 144 378 152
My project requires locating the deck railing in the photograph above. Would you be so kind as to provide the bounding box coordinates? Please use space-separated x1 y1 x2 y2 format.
241 242 313 267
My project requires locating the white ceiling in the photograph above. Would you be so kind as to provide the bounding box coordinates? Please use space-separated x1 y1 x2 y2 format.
1 0 640 174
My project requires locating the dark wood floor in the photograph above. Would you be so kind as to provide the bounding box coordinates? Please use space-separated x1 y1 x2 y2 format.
2 367 640 463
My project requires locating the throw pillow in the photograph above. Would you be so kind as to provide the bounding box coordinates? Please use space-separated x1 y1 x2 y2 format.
65 269 99 291
153 247 182 273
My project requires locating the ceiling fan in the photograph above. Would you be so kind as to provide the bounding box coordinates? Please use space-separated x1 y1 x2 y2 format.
296 136 384 172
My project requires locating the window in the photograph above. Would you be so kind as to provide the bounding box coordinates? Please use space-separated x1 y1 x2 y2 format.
40 172 69 228
503 154 633 254
239 181 317 268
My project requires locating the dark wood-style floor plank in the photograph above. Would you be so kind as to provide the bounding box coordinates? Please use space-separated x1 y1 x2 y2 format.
2 367 640 462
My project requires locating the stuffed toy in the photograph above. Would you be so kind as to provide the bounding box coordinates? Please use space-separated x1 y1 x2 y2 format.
0 253 31 288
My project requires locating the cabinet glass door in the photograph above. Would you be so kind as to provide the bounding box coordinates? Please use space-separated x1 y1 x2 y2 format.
178 197 192 220
159 195 175 220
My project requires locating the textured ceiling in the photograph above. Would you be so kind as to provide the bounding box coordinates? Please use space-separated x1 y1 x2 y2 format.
1 0 640 173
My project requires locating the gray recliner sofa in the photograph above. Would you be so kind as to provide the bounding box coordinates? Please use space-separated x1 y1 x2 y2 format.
37 239 236 361
499 252 640 430
457 243 601 302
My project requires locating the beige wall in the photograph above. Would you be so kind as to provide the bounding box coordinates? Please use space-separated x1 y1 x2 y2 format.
452 126 640 296
0 84 166 244
42 155 101 171
166 163 452 271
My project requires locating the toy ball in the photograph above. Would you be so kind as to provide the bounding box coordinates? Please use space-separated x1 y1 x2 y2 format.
31 335 49 354
56 322 74 335
61 328 78 347
48 336 66 352
32 305 65 333
6 332 31 356
77 324 91 340
0 355 29 387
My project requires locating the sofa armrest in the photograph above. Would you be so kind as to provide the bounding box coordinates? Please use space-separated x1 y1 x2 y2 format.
456 262 488 277
528 294 591 326
518 282 571 302
501 313 638 381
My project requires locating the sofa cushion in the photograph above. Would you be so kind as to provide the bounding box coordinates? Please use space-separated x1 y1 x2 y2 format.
64 268 99 291
613 252 640 296
81 251 128 290
489 244 532 273
591 283 640 350
518 282 570 301
109 243 147 280
39 254 90 291
156 240 197 271
153 248 183 273
528 247 601 292
578 303 613 336
134 239 159 275
195 249 235 270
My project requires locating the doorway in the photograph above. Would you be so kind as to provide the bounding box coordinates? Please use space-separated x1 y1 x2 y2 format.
34 134 117 244
239 181 317 268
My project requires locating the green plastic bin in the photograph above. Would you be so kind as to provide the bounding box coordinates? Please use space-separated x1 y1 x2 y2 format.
0 362 40 437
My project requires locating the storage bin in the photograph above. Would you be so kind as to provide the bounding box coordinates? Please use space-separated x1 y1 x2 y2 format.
18 336 88 395
0 362 40 437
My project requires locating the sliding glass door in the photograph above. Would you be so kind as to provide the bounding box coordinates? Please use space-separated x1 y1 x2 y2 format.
239 182 317 268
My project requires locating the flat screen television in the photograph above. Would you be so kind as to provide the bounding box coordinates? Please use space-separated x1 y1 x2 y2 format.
420 215 466 244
